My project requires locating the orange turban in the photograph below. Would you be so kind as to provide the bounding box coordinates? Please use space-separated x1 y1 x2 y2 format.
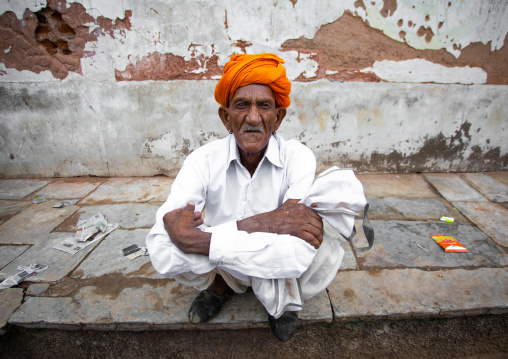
214 53 291 109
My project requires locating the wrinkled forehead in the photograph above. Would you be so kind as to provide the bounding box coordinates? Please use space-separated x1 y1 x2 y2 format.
229 84 276 104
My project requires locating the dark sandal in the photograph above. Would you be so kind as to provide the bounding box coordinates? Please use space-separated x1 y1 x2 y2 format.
188 289 231 324
268 311 298 342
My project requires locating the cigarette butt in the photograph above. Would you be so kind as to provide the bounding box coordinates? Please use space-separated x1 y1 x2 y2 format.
440 216 455 222
417 244 429 253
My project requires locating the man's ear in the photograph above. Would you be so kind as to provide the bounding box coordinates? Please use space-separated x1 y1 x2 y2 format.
218 106 232 132
273 107 287 133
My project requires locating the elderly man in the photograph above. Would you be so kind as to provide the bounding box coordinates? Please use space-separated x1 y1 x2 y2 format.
147 53 352 342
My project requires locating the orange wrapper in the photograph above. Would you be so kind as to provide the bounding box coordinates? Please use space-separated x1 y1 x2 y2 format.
431 234 468 252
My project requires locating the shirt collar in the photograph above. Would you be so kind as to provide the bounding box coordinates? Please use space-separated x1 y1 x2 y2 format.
227 134 283 169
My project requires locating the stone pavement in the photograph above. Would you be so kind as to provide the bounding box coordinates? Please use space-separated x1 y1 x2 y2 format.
0 173 507 333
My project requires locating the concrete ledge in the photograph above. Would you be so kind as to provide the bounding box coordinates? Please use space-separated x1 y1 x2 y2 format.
328 267 508 322
9 283 332 331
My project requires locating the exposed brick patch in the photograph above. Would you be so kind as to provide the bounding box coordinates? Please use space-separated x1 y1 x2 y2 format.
233 40 252 54
281 12 508 84
457 37 508 85
115 52 222 81
95 10 132 39
0 0 131 79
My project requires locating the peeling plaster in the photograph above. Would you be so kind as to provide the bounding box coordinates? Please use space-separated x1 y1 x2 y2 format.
282 12 508 84
1 0 506 84
362 59 487 84
0 0 132 80
363 1 508 56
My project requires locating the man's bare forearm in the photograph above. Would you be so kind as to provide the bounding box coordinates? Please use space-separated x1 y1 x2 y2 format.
237 212 273 233
237 199 324 249
165 199 324 256
163 202 212 256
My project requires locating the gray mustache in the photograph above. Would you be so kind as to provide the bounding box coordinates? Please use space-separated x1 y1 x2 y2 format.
244 125 263 132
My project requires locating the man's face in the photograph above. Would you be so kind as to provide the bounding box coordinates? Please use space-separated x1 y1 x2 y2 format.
219 84 286 158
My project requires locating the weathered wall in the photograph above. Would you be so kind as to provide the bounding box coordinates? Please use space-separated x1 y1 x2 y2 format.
0 0 507 177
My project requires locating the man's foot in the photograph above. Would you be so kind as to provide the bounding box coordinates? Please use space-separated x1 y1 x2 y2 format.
268 311 298 342
188 274 231 324
188 290 231 324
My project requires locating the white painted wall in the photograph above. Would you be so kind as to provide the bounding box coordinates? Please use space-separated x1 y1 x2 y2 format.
0 0 507 177
1 80 506 177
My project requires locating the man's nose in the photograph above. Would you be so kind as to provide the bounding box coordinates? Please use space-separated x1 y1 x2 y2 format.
245 105 262 125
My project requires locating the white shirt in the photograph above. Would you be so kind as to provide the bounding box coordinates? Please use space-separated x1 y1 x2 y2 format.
146 134 318 280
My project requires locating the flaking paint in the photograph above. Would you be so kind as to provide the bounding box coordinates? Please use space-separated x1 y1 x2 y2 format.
0 0 506 177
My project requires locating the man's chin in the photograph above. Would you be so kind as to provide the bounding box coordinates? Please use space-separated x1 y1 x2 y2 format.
237 141 269 156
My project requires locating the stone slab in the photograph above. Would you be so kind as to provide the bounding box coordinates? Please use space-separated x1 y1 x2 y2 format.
424 174 487 202
80 177 173 204
328 267 508 321
208 289 332 329
0 288 24 334
33 178 104 199
0 201 78 244
0 200 32 225
357 174 437 198
489 172 508 187
54 203 159 232
354 221 508 269
366 196 467 222
71 228 163 280
453 201 508 248
26 283 51 296
0 245 29 270
0 232 106 282
463 173 508 202
10 281 331 330
0 179 50 200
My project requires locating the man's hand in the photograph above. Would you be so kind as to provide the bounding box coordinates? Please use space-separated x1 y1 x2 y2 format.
238 199 323 249
163 201 211 256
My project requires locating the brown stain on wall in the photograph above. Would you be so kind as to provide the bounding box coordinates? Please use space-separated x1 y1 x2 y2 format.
115 52 222 81
380 0 397 18
354 0 366 11
0 0 131 79
416 25 434 43
281 12 508 84
346 122 508 173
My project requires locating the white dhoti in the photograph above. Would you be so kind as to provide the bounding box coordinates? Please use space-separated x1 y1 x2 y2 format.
148 166 367 319
171 226 345 318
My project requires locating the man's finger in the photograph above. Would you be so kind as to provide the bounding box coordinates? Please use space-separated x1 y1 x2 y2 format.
303 225 323 244
301 232 321 249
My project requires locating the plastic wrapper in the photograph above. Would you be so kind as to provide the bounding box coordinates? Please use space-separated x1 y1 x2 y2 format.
431 234 468 252
52 200 78 208
32 195 46 204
